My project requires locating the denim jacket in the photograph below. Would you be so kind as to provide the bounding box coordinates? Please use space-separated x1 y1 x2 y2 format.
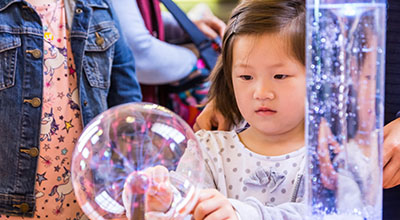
0 0 142 216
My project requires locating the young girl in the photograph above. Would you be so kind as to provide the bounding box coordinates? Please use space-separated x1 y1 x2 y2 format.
140 0 307 219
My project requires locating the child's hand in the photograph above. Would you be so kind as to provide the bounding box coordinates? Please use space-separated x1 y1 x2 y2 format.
144 166 174 213
192 189 238 220
122 166 173 219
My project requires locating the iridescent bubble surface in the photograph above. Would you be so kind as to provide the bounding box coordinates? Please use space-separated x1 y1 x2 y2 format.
71 103 204 219
306 1 386 220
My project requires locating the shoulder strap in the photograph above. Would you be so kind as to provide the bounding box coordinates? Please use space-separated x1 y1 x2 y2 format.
136 0 165 103
136 0 165 40
159 0 219 70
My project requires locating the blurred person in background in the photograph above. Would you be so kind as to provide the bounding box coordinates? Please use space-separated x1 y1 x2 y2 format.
113 0 226 86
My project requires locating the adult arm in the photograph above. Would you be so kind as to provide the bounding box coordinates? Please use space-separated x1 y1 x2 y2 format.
162 11 189 43
383 117 400 188
162 6 226 42
112 0 197 85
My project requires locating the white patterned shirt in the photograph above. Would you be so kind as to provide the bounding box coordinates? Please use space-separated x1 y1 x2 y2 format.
194 129 307 220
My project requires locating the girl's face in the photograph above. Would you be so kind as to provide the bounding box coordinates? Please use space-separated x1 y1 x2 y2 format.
231 33 306 137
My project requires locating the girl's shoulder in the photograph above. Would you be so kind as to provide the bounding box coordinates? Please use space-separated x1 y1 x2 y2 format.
195 129 239 143
195 129 242 153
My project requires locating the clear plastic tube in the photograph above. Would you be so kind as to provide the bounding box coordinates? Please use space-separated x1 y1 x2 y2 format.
306 0 387 219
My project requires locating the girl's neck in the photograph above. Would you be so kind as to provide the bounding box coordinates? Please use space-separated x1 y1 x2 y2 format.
238 122 305 156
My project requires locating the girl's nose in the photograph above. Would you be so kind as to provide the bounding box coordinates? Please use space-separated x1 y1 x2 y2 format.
253 83 275 100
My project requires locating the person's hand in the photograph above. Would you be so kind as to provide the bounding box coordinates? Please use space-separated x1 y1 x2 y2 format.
318 119 341 190
123 166 173 212
193 100 229 132
143 166 173 213
192 189 238 220
122 166 173 219
383 117 400 188
193 15 226 39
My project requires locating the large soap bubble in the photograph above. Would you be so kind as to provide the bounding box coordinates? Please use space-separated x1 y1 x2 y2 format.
71 103 204 219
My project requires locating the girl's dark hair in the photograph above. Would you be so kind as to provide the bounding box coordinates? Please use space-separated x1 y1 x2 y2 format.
208 0 305 128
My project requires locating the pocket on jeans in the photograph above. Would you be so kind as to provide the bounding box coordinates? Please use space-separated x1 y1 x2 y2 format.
83 21 120 89
0 37 20 90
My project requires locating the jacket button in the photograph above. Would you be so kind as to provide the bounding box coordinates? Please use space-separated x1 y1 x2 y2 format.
20 148 39 157
31 97 41 107
24 97 41 107
14 203 29 213
32 49 42 58
96 36 104 46
26 49 42 59
29 148 39 157
95 32 104 46
76 8 83 14
83 100 88 106
20 203 29 213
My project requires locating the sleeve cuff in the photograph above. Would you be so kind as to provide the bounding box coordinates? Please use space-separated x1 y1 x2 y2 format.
228 198 260 219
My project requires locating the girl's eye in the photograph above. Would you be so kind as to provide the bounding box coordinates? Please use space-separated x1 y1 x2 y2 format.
274 74 288 79
239 75 253 80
